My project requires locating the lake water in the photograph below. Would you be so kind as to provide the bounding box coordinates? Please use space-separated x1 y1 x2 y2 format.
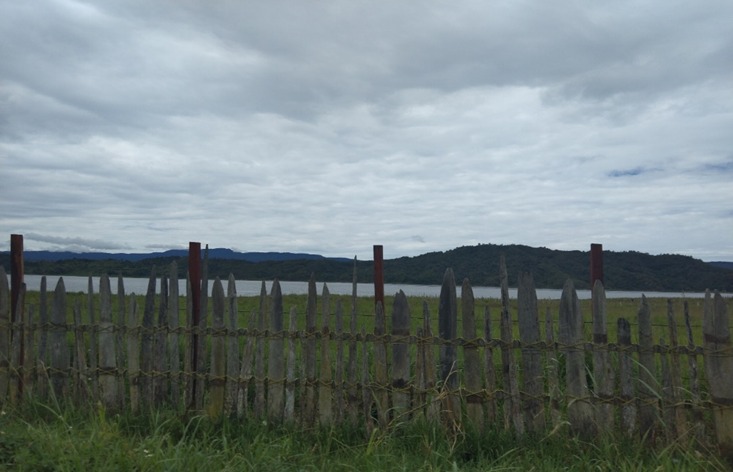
20 275 728 300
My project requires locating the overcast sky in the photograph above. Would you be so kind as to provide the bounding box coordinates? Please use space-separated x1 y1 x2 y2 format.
1 1 732 261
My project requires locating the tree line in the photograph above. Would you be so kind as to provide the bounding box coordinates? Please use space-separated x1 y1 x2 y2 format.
2 243 731 291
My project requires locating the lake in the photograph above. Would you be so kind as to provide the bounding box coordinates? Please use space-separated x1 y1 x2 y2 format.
20 275 728 300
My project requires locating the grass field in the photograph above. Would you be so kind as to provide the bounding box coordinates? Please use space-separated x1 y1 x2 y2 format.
0 401 729 471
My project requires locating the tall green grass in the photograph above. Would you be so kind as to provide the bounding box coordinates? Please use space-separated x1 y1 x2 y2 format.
0 400 728 471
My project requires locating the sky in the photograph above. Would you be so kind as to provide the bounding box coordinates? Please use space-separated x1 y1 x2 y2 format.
1 1 732 262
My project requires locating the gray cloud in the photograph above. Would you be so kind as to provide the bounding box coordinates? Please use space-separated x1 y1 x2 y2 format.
1 1 732 262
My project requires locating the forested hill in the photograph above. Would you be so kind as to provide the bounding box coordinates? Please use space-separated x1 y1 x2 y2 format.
2 244 732 291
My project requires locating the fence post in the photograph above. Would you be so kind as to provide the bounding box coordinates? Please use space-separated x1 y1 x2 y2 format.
461 279 483 430
374 300 389 428
140 270 156 409
207 277 226 418
187 242 201 410
346 257 359 423
168 264 181 409
254 281 267 417
590 243 603 288
392 290 411 417
559 279 595 436
318 284 333 425
499 256 523 434
10 234 24 396
225 274 239 414
99 275 118 410
518 271 543 433
50 278 69 400
303 274 317 425
637 295 658 439
617 318 636 435
269 279 285 423
592 280 613 433
704 291 733 458
438 268 459 425
0 267 9 404
373 245 384 310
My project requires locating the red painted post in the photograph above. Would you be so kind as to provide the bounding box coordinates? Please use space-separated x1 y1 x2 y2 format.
188 241 201 409
10 234 24 395
373 245 384 310
10 234 24 324
590 243 604 287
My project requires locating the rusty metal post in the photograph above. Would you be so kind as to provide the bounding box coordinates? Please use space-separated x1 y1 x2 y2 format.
10 235 24 324
188 241 201 409
373 245 384 310
590 243 604 287
10 234 25 395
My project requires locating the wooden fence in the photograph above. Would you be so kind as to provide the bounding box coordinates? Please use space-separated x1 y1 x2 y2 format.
0 259 732 455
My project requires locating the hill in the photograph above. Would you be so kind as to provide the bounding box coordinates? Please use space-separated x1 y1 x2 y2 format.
1 244 731 291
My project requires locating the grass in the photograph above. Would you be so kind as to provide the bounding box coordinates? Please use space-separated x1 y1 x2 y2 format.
0 401 729 471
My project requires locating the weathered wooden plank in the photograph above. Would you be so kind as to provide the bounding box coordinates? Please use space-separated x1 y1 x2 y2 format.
704 291 733 457
184 277 194 410
140 271 156 409
438 268 459 425
346 258 359 423
559 279 595 436
591 280 613 433
284 306 297 423
194 248 210 411
545 306 561 429
22 300 34 400
415 325 426 417
318 284 333 425
116 276 127 408
254 281 267 418
334 299 345 424
392 290 411 418
9 284 26 405
269 279 285 423
36 275 49 400
99 275 118 410
225 274 238 414
303 274 317 426
423 301 439 422
362 326 374 436
517 272 543 433
50 278 69 401
666 300 686 439
461 279 483 430
373 300 389 428
127 295 140 413
168 264 180 409
637 295 658 439
154 275 168 406
73 299 91 403
207 278 226 419
684 301 704 440
0 266 12 404
87 277 98 402
617 317 636 436
484 305 497 425
237 308 257 417
660 336 673 440
499 257 523 434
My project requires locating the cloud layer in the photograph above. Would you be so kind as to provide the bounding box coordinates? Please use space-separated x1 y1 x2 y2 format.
1 1 732 261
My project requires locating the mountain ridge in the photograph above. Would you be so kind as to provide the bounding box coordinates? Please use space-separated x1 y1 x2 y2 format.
1 244 731 291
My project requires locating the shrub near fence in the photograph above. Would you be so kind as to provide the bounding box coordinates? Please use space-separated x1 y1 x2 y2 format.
0 259 732 457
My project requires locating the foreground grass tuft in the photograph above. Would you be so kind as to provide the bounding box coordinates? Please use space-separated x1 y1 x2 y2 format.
0 402 728 471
